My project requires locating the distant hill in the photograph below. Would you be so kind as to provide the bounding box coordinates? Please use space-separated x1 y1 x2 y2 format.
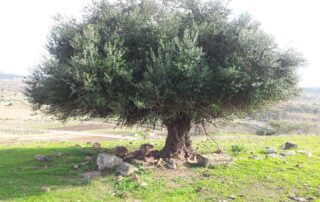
0 72 24 79
304 87 320 94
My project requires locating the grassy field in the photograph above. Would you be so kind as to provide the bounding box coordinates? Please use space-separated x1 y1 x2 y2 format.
0 135 319 202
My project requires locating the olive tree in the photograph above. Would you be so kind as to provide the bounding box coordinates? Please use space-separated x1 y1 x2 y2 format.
26 0 304 159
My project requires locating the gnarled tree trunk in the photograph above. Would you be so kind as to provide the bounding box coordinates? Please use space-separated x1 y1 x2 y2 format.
161 116 194 159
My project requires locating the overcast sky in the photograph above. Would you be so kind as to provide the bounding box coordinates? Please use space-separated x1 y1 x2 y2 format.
0 0 319 87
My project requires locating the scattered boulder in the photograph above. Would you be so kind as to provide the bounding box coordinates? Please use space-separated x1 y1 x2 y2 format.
166 159 177 170
156 158 165 167
288 195 314 202
280 151 296 156
249 155 263 160
297 150 312 157
139 143 154 156
96 153 123 171
34 155 47 162
114 146 129 158
229 195 236 200
148 150 161 159
124 150 143 161
202 171 211 177
265 147 277 154
116 162 138 176
73 164 80 169
256 128 276 136
281 142 298 150
266 153 284 159
195 154 209 167
195 153 233 168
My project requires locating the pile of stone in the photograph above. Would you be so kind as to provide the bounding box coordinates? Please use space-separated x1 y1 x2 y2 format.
259 142 313 159
96 143 234 176
96 143 159 176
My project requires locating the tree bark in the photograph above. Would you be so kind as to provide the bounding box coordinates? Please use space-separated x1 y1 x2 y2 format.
161 116 194 159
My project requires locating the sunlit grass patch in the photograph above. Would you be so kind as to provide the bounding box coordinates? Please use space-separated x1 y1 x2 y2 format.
0 135 319 201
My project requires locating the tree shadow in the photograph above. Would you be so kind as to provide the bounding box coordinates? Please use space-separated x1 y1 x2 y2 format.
0 145 115 201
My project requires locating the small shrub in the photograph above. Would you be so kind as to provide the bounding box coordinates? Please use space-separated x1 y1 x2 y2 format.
230 144 246 156
80 177 92 185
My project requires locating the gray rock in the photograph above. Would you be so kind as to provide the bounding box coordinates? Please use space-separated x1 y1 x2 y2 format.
202 171 211 177
229 195 236 200
166 159 177 169
280 151 296 156
96 153 123 171
250 155 263 160
267 153 284 159
256 128 276 136
73 164 80 169
297 150 312 157
114 146 129 158
139 143 154 156
265 147 277 154
34 155 47 162
156 158 165 167
281 142 298 150
196 153 233 168
116 162 138 176
288 194 314 202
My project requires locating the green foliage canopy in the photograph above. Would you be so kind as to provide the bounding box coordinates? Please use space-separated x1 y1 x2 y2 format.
26 0 304 126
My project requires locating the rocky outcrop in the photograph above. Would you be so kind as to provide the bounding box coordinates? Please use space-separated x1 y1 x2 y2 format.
96 153 123 171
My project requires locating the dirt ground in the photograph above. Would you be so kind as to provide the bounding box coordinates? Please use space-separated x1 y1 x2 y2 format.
0 82 159 144
50 122 118 131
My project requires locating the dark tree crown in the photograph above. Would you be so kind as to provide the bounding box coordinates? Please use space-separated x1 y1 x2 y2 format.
25 0 305 126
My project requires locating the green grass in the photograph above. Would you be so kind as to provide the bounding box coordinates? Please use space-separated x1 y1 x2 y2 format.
0 135 319 201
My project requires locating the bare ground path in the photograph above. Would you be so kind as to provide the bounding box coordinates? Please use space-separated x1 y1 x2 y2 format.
0 129 144 144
